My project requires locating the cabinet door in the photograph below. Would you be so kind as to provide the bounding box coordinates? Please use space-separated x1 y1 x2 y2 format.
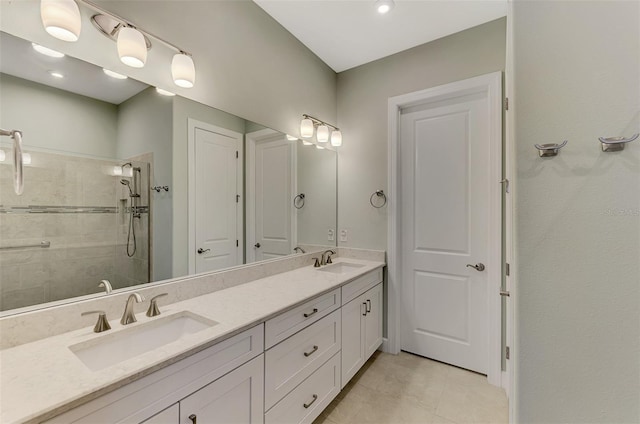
180 355 264 424
341 293 367 388
364 283 384 360
141 404 179 424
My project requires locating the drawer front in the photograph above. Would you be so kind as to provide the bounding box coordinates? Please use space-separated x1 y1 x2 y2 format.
265 352 341 424
45 325 264 424
265 310 341 409
341 268 383 305
265 288 340 349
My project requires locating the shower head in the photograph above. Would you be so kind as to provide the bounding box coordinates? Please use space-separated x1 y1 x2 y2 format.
120 179 134 197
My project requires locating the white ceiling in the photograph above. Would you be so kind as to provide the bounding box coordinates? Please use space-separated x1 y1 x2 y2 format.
0 31 148 105
254 0 507 72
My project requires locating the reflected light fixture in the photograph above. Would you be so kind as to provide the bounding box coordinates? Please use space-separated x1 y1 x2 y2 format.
331 130 342 147
117 26 147 68
22 153 32 165
316 125 329 143
172 53 195 88
156 87 176 96
48 70 64 78
300 118 314 139
375 0 395 14
40 0 82 42
0 149 5 162
32 43 65 58
286 134 298 141
302 140 313 146
103 68 128 80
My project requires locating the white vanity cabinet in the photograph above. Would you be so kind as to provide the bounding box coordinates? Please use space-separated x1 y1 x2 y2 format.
341 282 383 388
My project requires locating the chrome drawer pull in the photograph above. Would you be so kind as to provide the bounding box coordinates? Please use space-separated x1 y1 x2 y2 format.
366 299 371 313
362 302 367 316
303 308 318 318
303 394 318 409
304 345 319 357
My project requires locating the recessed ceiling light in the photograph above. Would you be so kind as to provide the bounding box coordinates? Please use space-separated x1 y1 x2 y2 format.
155 87 176 96
375 0 395 14
31 43 65 58
48 70 64 78
103 68 128 80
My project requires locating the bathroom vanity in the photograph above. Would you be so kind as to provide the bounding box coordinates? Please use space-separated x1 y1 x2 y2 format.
0 257 384 424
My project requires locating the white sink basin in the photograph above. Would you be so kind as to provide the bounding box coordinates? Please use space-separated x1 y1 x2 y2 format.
70 311 217 371
318 262 365 274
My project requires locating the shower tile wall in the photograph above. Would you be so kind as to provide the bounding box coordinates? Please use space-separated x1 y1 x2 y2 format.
0 150 150 311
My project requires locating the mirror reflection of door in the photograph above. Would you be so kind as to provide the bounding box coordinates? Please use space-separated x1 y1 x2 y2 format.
246 130 296 263
190 120 243 273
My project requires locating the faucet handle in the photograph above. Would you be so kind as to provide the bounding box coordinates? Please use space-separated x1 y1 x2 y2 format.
146 293 168 317
81 310 111 333
312 257 321 268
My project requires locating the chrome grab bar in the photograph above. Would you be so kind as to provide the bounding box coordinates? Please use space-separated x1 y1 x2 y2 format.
0 128 24 195
0 241 51 250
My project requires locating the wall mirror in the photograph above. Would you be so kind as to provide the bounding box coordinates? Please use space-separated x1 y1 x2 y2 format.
0 31 337 315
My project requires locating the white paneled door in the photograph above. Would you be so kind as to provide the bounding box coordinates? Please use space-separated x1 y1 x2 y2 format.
191 121 242 273
399 75 501 374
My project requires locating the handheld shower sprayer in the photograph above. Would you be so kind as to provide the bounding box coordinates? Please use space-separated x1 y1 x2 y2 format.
120 179 134 197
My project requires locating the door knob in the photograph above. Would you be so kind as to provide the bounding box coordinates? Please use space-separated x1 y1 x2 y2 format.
254 243 261 248
466 263 485 271
197 248 210 254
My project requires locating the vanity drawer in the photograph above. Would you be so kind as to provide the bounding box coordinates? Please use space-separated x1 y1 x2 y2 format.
265 309 341 409
265 288 340 348
341 267 383 305
265 352 341 424
44 325 264 424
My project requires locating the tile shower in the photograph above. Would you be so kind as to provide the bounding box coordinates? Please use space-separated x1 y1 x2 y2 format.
0 149 150 311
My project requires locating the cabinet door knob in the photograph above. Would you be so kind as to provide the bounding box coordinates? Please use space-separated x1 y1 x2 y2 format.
188 414 197 424
303 394 318 409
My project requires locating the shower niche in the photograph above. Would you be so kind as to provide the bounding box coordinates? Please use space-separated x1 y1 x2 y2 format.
0 150 151 311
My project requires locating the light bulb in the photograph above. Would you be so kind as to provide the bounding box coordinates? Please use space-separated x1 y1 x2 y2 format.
331 130 342 147
172 53 195 88
300 118 314 138
103 69 128 80
375 0 395 14
317 125 329 143
117 27 147 68
32 43 65 58
40 0 81 42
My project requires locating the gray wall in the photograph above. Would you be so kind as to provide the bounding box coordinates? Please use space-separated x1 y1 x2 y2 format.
172 96 247 277
0 74 118 158
336 18 507 249
0 0 337 139
116 87 174 281
513 2 640 422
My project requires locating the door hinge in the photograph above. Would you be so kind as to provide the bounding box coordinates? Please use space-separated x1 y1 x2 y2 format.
236 194 240 203
505 262 510 276
504 97 509 111
236 240 239 247
506 346 510 360
236 150 238 159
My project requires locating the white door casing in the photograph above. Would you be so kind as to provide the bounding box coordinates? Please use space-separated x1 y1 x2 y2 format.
188 119 243 274
246 130 296 263
387 72 503 386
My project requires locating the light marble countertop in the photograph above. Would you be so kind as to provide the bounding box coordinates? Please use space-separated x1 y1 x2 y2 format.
0 258 384 424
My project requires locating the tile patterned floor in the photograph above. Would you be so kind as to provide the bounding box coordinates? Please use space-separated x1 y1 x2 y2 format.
313 351 508 424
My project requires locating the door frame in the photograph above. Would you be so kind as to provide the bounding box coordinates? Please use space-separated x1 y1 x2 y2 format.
386 72 504 387
245 129 297 263
187 118 244 274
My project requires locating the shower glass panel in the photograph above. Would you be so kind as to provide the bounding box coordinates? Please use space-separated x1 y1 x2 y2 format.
0 149 150 311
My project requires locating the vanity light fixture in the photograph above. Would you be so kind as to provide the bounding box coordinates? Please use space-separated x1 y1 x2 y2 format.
117 26 147 68
40 0 82 42
31 43 65 58
375 0 395 14
103 68 128 80
48 70 65 78
156 87 176 97
300 114 342 147
171 53 195 88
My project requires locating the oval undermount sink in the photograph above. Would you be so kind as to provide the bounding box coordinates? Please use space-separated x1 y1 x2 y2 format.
69 311 218 371
317 261 365 274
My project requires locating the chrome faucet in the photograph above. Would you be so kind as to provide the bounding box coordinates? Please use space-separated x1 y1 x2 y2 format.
293 246 306 254
121 293 145 325
321 249 336 266
99 279 113 294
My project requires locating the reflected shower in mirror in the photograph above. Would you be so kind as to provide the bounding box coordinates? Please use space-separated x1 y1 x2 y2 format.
0 31 337 314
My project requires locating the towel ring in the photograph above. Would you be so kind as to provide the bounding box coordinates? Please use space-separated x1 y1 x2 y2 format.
370 190 387 208
294 193 305 209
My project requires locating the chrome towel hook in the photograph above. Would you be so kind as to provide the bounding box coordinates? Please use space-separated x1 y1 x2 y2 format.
370 190 387 208
534 140 568 157
294 193 305 209
598 133 639 152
